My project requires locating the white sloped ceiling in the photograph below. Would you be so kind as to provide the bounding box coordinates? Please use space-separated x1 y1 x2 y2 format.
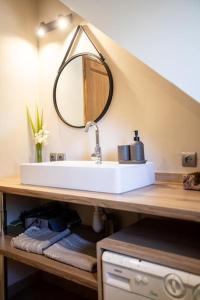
60 0 200 102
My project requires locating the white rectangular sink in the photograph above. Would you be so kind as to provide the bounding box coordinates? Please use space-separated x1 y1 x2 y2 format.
20 161 155 194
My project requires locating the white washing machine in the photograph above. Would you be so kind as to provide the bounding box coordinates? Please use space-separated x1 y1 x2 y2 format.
102 251 200 300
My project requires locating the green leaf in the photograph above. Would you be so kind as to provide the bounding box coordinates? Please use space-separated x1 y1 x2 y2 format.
41 110 43 128
26 107 36 135
36 106 41 132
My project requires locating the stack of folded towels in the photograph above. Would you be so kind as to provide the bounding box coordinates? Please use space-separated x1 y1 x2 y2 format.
44 233 97 272
11 226 70 254
11 226 97 272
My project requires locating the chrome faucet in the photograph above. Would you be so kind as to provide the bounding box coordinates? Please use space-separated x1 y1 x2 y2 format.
84 121 102 164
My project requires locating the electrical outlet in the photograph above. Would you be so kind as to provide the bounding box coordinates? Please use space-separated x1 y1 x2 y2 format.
57 153 66 161
182 152 197 167
50 153 57 161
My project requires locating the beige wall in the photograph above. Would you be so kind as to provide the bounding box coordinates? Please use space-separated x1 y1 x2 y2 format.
0 0 39 178
0 0 199 184
0 0 39 286
38 0 200 173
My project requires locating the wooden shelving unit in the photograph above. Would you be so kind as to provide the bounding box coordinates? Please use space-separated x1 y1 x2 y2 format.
97 218 200 300
0 235 97 291
0 176 199 300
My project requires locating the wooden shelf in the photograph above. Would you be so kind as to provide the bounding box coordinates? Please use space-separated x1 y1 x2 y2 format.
97 218 200 300
0 176 200 222
98 218 200 276
0 235 97 290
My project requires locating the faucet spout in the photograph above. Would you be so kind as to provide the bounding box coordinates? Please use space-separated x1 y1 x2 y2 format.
85 121 102 164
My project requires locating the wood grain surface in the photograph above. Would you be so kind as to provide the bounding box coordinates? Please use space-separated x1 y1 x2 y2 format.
0 236 97 290
0 176 199 222
0 255 5 300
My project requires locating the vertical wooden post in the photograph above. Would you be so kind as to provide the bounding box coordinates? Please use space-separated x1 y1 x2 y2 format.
0 255 5 300
97 244 103 300
0 193 6 300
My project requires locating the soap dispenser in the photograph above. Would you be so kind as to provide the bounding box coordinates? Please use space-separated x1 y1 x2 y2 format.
130 130 145 163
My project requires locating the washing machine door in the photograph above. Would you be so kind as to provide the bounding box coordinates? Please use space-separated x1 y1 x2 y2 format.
104 284 151 300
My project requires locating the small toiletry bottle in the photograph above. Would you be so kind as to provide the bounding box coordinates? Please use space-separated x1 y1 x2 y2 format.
130 130 145 162
118 145 130 162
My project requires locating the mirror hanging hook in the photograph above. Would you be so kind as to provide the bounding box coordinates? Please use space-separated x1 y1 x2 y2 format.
81 25 105 62
58 25 105 73
58 25 81 73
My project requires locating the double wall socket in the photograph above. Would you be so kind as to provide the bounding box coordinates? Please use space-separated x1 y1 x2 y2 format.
50 153 57 161
182 152 197 167
50 152 66 161
57 153 66 161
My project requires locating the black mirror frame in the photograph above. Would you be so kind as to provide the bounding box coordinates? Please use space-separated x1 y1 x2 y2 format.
53 52 113 128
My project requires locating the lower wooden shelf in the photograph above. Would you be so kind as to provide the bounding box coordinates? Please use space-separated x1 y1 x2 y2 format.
0 235 98 290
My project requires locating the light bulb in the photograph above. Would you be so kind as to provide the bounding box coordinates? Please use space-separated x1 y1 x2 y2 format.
57 15 70 31
37 23 46 38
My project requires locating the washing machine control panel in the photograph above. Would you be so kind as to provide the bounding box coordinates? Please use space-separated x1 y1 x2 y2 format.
135 274 149 284
102 251 200 300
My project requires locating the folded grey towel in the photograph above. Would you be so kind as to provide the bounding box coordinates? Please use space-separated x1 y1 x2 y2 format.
11 226 70 254
43 233 97 272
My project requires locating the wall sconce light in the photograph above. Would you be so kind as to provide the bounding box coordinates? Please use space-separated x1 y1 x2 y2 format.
36 14 72 38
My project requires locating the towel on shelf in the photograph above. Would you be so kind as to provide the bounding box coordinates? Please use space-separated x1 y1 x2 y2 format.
43 233 97 272
11 226 70 254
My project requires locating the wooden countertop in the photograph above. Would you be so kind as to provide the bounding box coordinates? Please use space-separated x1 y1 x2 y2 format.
0 176 199 222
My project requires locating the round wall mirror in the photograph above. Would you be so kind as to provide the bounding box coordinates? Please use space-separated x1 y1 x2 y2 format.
53 53 113 128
